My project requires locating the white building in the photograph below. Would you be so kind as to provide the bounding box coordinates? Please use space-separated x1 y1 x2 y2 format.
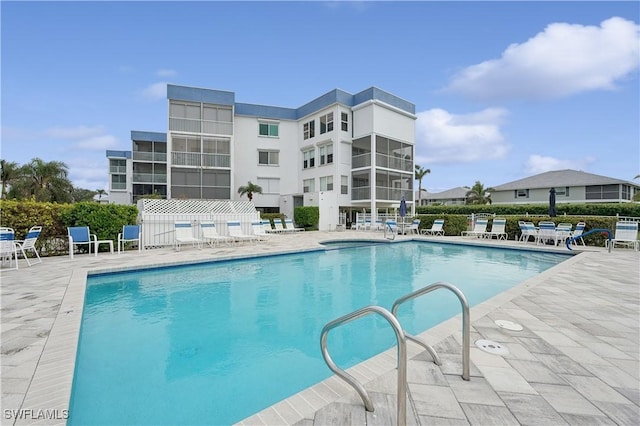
107 84 417 230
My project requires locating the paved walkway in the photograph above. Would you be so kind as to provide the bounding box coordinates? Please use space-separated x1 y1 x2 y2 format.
1 232 638 425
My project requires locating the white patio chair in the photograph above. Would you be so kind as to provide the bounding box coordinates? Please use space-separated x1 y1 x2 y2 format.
569 222 586 246
421 219 445 236
461 219 488 238
486 219 508 240
201 221 232 247
284 219 304 232
1 227 19 270
606 221 639 251
536 221 563 246
174 221 201 251
518 221 538 243
15 226 43 266
252 221 271 242
273 219 286 233
407 219 420 235
227 221 258 244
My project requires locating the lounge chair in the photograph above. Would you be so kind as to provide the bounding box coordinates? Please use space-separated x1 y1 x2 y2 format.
354 217 365 230
518 221 538 243
407 219 420 235
68 226 98 258
421 219 445 236
251 221 271 242
374 218 384 231
174 221 201 251
227 221 258 244
569 222 586 246
461 219 488 238
364 218 372 230
118 225 141 254
486 218 508 240
15 226 43 266
273 219 286 233
0 227 19 270
385 220 399 234
201 221 232 247
536 221 563 246
284 219 304 232
263 220 279 234
606 221 639 251
555 223 573 245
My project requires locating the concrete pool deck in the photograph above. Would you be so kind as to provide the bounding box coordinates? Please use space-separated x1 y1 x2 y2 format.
1 231 638 425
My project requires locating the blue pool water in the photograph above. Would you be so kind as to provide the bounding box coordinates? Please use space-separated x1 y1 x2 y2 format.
69 242 569 425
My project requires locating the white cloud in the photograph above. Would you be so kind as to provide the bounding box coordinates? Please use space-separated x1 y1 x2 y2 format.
445 17 640 101
67 158 108 190
524 154 596 174
43 125 119 150
139 82 168 101
416 108 510 164
156 69 177 78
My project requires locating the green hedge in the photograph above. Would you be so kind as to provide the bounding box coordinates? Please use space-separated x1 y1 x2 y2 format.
294 206 319 230
0 200 138 256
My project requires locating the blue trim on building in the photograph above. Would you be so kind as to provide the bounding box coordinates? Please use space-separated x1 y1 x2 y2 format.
106 150 131 159
131 131 167 143
167 84 235 106
235 103 297 120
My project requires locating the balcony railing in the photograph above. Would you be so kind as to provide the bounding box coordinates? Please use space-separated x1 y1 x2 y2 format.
111 182 127 190
351 187 371 200
376 153 413 172
169 118 233 135
171 152 231 168
132 173 167 183
376 187 413 201
109 166 126 173
132 152 167 162
352 153 371 169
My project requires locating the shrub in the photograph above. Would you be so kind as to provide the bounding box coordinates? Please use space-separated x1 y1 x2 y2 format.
294 206 319 230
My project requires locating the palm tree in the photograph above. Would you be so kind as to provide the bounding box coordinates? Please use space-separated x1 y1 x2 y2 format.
465 181 494 205
20 157 73 202
237 181 263 202
0 159 20 199
414 165 431 206
96 189 107 202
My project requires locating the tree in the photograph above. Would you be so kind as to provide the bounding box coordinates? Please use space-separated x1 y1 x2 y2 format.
465 181 494 205
414 165 431 206
237 181 263 202
96 189 107 201
0 159 20 199
19 157 74 202
72 188 98 203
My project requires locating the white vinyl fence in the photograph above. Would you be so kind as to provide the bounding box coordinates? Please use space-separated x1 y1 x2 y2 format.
138 199 260 249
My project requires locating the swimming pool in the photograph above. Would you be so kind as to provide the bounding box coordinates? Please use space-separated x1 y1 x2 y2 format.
69 242 569 425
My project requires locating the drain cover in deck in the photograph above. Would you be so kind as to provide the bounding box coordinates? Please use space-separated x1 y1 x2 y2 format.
475 339 509 355
495 319 523 331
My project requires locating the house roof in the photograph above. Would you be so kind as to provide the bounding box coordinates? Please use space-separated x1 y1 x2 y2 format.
492 169 639 191
423 187 469 200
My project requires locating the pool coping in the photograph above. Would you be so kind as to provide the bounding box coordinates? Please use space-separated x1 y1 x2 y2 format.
6 235 606 425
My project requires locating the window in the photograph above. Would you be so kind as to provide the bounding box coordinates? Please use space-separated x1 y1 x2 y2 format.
319 144 333 165
258 150 279 165
303 120 315 140
303 149 315 169
341 175 348 194
341 112 349 132
554 187 570 196
303 178 315 193
622 185 631 200
320 176 334 191
586 184 619 200
515 189 529 198
259 122 279 137
257 177 280 194
320 113 334 134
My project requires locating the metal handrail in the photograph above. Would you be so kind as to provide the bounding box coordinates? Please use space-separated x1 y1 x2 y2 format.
320 305 407 425
391 282 471 381
565 228 612 253
383 222 396 240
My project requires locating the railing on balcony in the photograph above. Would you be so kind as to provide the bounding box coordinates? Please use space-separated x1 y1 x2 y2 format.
133 152 167 162
109 166 127 173
132 173 167 184
351 187 371 200
376 153 413 172
203 121 233 135
169 118 201 133
169 118 233 135
111 182 127 190
351 153 371 169
171 152 231 168
376 187 413 201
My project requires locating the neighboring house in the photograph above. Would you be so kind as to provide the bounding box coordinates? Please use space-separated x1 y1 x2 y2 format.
107 84 416 230
417 187 469 206
490 169 640 204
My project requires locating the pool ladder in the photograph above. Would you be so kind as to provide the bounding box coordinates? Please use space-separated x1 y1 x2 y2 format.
320 282 470 425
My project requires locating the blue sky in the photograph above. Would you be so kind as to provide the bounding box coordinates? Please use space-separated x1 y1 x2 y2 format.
2 1 639 193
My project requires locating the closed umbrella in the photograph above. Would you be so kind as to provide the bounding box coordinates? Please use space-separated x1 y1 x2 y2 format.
549 188 557 217
399 196 407 234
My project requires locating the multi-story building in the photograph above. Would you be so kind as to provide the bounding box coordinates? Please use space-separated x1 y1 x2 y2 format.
107 84 416 230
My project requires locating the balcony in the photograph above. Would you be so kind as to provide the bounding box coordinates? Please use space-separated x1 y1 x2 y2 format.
376 153 413 172
171 152 231 168
351 186 371 200
132 152 167 162
132 173 167 183
109 166 126 173
351 153 371 169
111 182 127 190
169 118 233 135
